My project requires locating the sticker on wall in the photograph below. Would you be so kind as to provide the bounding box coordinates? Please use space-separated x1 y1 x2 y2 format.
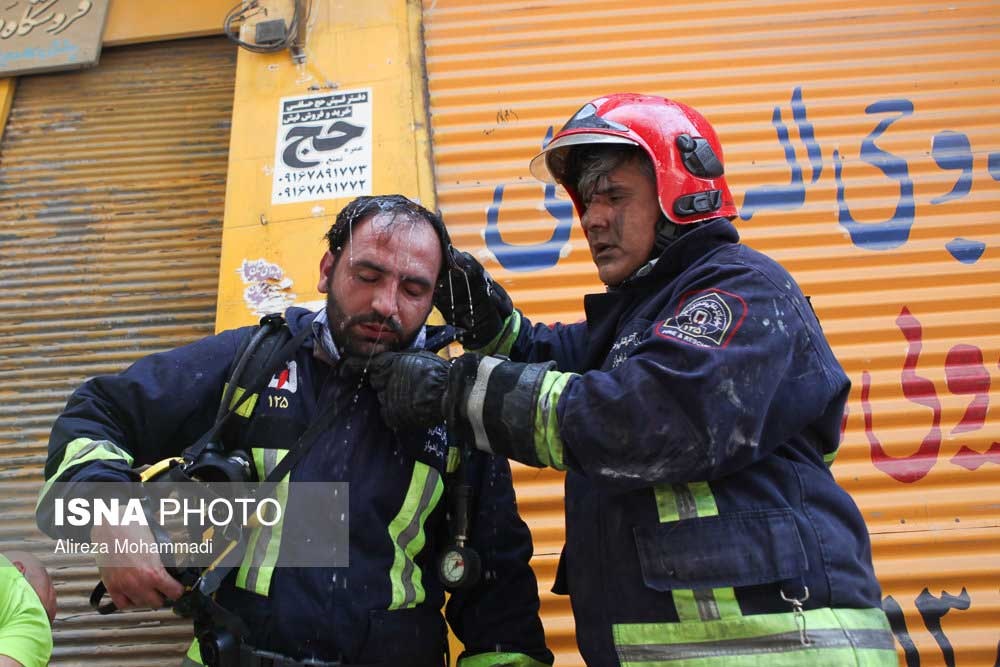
239 259 297 317
271 88 373 205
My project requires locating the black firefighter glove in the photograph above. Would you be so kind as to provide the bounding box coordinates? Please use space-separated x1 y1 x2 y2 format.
368 351 454 432
370 351 566 470
434 248 514 350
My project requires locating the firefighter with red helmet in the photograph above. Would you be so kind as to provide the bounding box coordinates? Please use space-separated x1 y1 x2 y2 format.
370 94 898 666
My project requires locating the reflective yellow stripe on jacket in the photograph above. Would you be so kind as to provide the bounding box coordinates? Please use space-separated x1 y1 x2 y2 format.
629 482 897 666
652 481 740 622
387 461 443 610
234 448 290 597
613 606 897 666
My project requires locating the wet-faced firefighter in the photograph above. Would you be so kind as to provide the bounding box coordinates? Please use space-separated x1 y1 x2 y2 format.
370 95 898 667
37 195 553 667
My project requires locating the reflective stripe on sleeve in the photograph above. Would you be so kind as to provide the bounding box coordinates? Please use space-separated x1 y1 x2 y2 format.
465 356 504 454
446 446 461 474
37 437 135 510
824 447 838 467
458 652 550 667
476 310 522 356
531 370 575 471
182 638 204 666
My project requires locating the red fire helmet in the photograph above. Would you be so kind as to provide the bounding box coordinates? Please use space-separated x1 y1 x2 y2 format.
530 93 737 224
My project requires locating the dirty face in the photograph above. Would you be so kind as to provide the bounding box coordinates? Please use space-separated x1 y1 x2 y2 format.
317 212 442 357
579 158 660 287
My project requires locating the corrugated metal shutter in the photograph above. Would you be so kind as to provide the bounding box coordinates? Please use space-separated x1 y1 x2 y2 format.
421 1 1000 665
0 36 236 665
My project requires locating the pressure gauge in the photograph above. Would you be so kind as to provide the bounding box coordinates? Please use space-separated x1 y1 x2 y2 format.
437 544 481 590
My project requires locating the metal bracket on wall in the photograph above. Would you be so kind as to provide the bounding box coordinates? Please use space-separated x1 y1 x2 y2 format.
290 0 308 64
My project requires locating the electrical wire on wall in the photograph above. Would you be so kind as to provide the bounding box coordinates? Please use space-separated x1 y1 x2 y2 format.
223 0 313 58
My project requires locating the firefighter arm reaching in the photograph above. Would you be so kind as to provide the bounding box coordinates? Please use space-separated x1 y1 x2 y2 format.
373 266 843 489
36 331 247 609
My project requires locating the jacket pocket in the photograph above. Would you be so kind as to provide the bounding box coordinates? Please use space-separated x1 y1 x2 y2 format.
633 508 807 591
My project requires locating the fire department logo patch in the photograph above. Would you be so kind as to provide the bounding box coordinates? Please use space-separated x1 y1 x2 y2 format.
655 289 747 348
268 361 298 393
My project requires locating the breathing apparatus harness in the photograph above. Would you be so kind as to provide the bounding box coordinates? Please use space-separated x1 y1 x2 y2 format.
89 314 330 665
88 313 480 666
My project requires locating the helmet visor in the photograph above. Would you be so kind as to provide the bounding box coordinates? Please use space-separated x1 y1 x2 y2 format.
529 133 638 184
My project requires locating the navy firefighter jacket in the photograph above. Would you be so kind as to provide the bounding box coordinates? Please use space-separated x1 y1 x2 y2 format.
38 307 552 667
492 218 895 666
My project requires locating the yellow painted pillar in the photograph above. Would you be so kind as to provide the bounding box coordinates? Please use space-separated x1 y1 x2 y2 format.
213 2 456 661
215 0 436 331
0 78 16 141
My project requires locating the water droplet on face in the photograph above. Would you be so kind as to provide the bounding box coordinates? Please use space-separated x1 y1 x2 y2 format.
446 263 457 323
347 208 357 266
462 269 476 334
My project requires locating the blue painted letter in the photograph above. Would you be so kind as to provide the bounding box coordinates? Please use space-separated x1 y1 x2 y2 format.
485 127 575 272
834 100 915 250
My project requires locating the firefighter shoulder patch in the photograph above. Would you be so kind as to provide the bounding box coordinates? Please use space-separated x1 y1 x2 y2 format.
655 289 747 349
268 360 298 393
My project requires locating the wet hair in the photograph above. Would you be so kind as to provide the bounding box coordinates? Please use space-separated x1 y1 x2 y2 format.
324 194 452 279
562 144 656 205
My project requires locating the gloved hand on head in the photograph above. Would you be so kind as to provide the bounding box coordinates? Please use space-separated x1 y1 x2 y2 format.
433 248 514 350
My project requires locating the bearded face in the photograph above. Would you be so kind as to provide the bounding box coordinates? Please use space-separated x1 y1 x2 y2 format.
318 212 442 358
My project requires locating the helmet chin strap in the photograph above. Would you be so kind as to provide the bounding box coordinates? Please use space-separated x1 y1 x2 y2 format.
650 214 678 259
